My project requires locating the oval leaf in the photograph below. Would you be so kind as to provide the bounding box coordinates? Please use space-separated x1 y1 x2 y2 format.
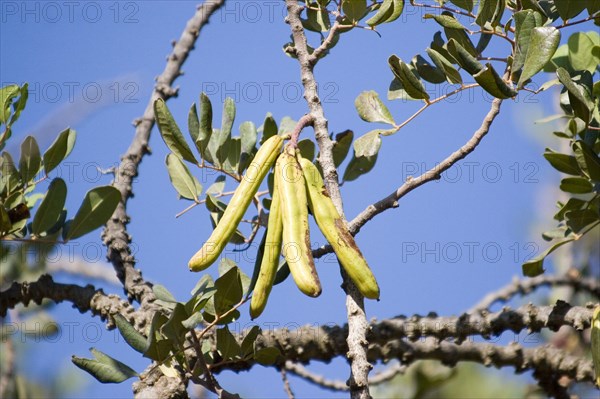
113 313 148 354
72 349 137 383
354 130 382 158
354 91 396 125
63 186 121 241
19 136 41 182
154 98 198 164
559 177 593 194
165 153 202 201
43 128 76 176
518 27 560 87
32 178 67 236
388 56 430 100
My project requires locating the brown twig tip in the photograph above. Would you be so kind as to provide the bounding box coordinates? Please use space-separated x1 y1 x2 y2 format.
288 114 315 147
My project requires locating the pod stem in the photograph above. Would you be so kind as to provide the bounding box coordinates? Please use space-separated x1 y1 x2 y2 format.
288 114 315 148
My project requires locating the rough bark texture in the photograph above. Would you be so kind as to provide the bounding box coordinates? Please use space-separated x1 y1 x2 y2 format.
101 0 225 333
284 2 373 397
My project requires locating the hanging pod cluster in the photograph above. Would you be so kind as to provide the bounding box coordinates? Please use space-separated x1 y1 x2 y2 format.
188 138 380 319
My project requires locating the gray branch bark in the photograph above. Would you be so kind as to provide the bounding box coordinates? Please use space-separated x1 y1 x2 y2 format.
101 0 225 331
0 274 136 325
284 2 373 397
207 302 596 385
468 274 600 314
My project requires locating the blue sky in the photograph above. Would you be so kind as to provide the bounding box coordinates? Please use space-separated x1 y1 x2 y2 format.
0 1 573 397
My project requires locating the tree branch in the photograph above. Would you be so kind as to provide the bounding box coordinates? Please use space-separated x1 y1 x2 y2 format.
468 274 600 314
0 274 136 326
347 98 504 236
283 361 406 392
101 0 225 326
284 2 373 398
208 303 596 383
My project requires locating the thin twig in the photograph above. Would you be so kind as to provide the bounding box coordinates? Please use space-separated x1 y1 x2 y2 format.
347 98 503 236
283 361 406 392
281 367 296 399
468 273 600 314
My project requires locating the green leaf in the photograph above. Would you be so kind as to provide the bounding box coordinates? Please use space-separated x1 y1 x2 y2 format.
9 83 28 127
447 39 484 75
0 206 11 236
162 303 188 350
19 136 41 183
573 141 600 182
556 68 593 123
208 99 235 167
181 311 204 329
544 150 582 176
143 312 170 362
1 151 21 193
43 128 76 175
554 198 586 221
476 0 505 28
366 0 404 26
153 284 177 303
254 347 281 365
214 266 243 316
353 130 382 158
424 12 466 30
592 306 600 386
388 78 419 101
197 93 213 161
297 139 316 162
273 259 291 285
449 0 474 12
560 177 593 194
72 348 138 383
206 175 226 196
518 27 561 87
354 91 396 124
225 137 241 174
474 64 518 99
154 98 198 165
218 258 251 297
113 314 148 354
388 56 430 100
241 326 261 358
32 178 67 236
343 154 378 182
342 0 367 22
216 326 241 360
303 1 331 32
332 130 354 167
522 236 576 277
239 121 257 174
565 209 599 233
512 10 543 75
555 0 587 21
259 114 278 145
220 97 236 138
63 186 121 241
278 116 297 135
188 102 200 143
0 85 19 125
568 32 600 73
444 24 478 57
426 48 463 84
165 153 202 201
412 55 446 84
